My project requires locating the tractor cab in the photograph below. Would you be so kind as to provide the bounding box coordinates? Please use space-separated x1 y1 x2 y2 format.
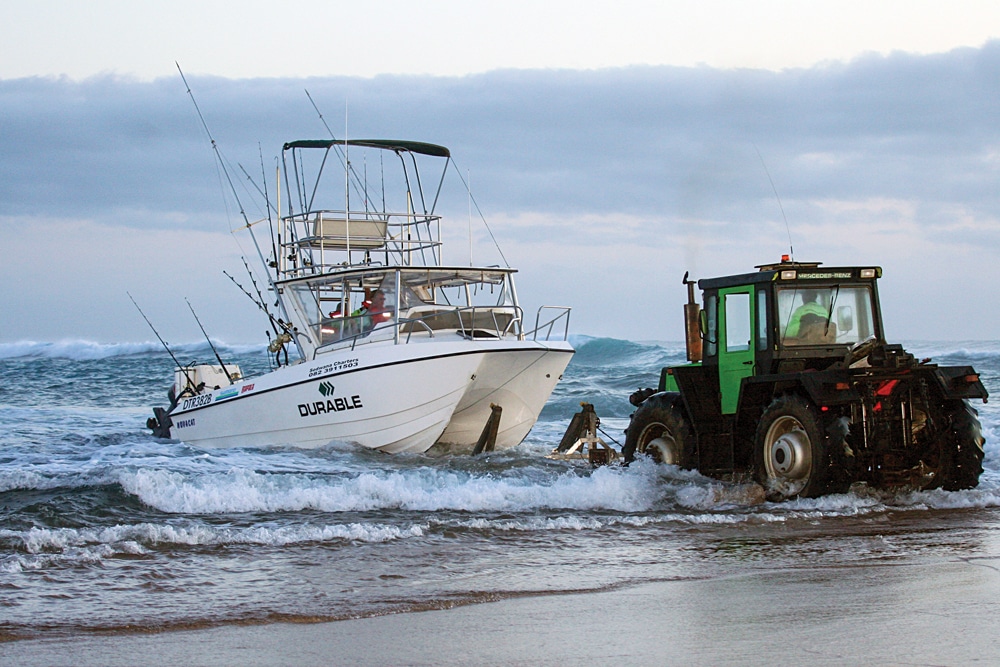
758 259 882 358
673 258 885 414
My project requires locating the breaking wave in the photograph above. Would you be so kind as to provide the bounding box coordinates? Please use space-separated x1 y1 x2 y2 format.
0 339 266 361
115 462 657 514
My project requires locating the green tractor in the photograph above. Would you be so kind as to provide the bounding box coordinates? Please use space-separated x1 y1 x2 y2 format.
624 258 988 500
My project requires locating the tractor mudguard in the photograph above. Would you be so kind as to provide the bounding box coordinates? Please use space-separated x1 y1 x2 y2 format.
930 366 989 402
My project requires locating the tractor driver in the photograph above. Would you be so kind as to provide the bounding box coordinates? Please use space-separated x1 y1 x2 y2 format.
784 291 834 342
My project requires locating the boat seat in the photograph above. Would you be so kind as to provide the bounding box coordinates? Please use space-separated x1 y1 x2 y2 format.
300 215 388 249
462 311 515 334
400 308 464 332
400 307 516 335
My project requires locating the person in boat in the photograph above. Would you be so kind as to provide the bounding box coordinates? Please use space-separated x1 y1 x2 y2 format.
320 306 344 342
784 291 834 343
354 290 393 333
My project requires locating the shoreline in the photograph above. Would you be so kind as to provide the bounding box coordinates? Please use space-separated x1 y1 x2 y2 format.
5 556 999 666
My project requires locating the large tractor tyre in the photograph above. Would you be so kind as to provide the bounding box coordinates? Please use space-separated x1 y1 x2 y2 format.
754 395 830 500
939 400 986 491
623 393 694 467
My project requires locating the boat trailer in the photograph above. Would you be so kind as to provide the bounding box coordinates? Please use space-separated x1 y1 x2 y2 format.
470 402 620 465
548 403 620 466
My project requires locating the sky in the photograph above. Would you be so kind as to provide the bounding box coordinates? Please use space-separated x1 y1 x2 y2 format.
2 1 1000 344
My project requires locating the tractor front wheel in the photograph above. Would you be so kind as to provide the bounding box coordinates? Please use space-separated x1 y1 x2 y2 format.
623 393 694 467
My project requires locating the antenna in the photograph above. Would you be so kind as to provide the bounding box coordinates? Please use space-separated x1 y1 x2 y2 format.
305 89 370 210
450 160 509 268
753 144 794 260
344 100 350 260
468 169 473 266
185 298 234 384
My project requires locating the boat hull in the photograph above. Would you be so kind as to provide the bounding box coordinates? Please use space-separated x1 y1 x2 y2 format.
437 343 574 451
167 338 573 454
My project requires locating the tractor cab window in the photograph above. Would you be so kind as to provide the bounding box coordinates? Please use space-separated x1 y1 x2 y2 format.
778 285 875 347
757 289 769 351
725 292 751 352
704 294 718 357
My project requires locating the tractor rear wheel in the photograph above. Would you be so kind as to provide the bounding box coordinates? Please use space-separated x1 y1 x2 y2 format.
623 393 694 467
937 400 985 491
754 395 830 500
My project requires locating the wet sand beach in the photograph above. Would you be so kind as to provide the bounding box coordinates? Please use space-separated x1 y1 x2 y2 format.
6 554 999 666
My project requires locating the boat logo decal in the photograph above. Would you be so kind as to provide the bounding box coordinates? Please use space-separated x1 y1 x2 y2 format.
215 387 239 401
299 382 363 417
298 395 363 417
241 383 255 394
176 418 195 429
181 394 212 410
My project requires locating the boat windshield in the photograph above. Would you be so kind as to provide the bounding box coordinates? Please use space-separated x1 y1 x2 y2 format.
777 285 876 347
283 267 523 354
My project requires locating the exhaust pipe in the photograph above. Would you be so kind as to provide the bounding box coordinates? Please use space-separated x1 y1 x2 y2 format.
683 271 702 363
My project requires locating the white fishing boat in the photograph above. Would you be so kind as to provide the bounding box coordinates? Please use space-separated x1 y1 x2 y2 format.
148 138 573 453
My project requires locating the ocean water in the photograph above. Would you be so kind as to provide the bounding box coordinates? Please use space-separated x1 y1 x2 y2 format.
2 337 1000 641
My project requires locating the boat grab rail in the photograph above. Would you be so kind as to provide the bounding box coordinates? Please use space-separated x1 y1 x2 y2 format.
283 209 441 229
279 209 444 279
502 315 523 337
456 305 522 339
402 318 436 341
527 306 572 342
283 210 440 245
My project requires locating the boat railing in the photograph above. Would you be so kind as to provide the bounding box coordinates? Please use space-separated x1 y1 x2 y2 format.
400 306 521 342
527 306 572 342
313 305 524 356
457 306 522 339
279 209 443 278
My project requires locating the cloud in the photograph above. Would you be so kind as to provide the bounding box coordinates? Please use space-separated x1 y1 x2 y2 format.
2 44 1000 342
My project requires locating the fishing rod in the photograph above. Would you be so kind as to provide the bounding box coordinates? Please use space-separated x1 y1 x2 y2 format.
176 62 304 360
259 147 279 277
222 269 294 368
127 292 200 394
239 256 297 367
237 162 276 219
223 269 281 366
222 268 284 336
185 298 235 384
241 256 284 331
237 158 281 273
178 61 266 270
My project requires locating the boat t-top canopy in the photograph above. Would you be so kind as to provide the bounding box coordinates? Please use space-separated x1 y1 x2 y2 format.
274 138 455 281
278 265 517 290
282 139 451 158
